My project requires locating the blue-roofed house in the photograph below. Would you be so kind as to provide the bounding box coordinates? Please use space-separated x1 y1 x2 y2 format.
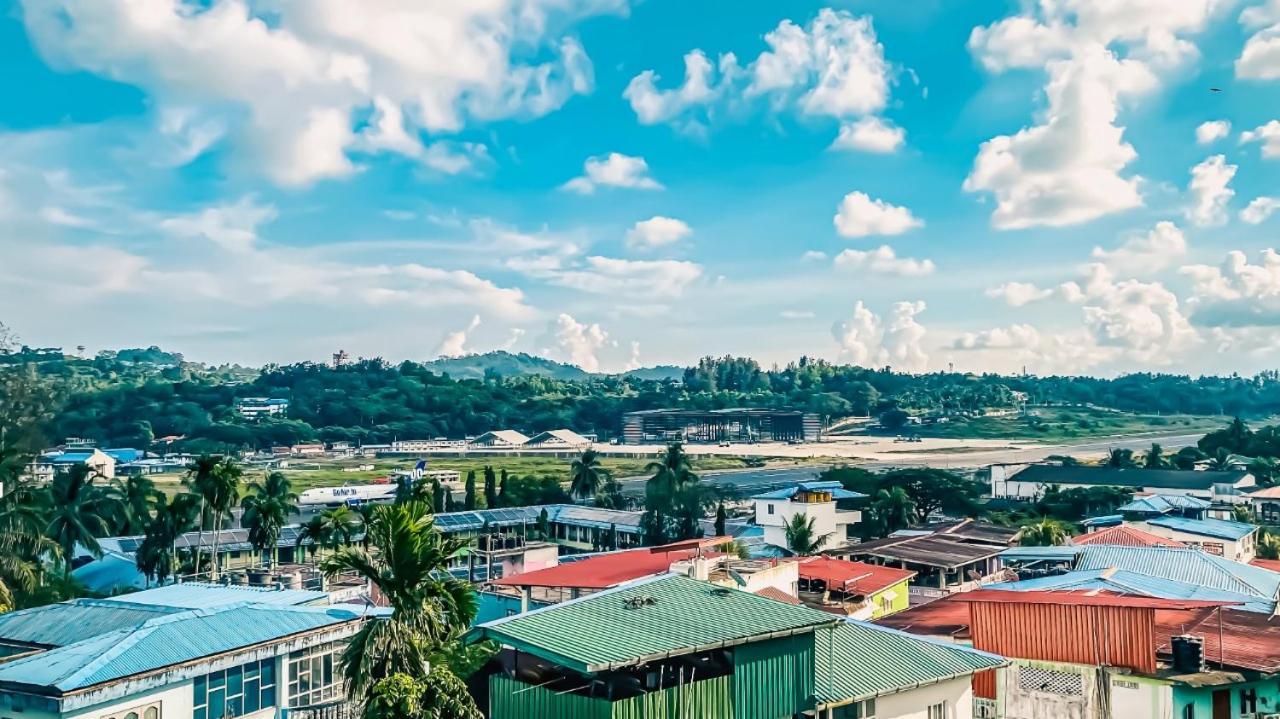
26 448 118 481
752 481 865 553
1117 494 1211 520
1075 545 1280 614
988 568 1273 613
1137 516 1260 562
0 599 370 719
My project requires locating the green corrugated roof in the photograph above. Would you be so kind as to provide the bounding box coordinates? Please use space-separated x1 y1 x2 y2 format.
476 574 838 672
0 603 366 693
813 620 1006 706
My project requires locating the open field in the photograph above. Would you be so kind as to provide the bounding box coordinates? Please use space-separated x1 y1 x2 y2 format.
901 408 1230 442
149 454 774 494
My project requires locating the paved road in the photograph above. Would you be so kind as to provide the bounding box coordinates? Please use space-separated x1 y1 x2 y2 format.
618 465 829 498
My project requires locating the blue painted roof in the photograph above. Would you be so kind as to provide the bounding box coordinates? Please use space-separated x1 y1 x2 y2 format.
103 448 142 463
989 569 1271 613
752 481 867 501
0 604 364 692
71 551 148 594
1145 516 1257 541
999 546 1082 562
48 452 95 464
1076 546 1280 605
1118 494 1211 515
1081 514 1123 527
116 582 329 609
0 599 180 648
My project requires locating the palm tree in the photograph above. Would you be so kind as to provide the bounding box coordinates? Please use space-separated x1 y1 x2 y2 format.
183 455 223 577
319 506 363 549
205 458 243 579
872 486 915 535
783 513 832 555
569 448 607 500
107 475 160 536
241 472 299 569
1019 518 1072 547
1249 457 1280 487
296 515 330 564
319 502 479 716
136 493 201 586
1106 448 1139 468
1142 444 1168 469
642 443 700 543
1208 447 1238 471
44 464 123 578
1258 530 1280 561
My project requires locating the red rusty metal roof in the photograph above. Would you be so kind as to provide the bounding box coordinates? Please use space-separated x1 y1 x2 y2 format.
1250 558 1280 573
491 547 697 590
794 556 916 595
874 597 973 639
954 589 1240 610
752 586 802 605
1155 607 1280 673
969 600 1162 673
647 535 732 553
1074 525 1187 548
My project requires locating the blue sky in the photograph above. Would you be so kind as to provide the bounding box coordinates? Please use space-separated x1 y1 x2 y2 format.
2 0 1280 375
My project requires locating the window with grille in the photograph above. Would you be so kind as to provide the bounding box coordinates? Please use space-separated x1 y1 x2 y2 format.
100 702 160 719
287 642 344 708
927 702 947 719
1018 666 1084 696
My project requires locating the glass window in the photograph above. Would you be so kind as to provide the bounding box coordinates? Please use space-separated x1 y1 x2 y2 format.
287 642 346 708
927 703 947 719
1241 688 1257 714
193 659 277 719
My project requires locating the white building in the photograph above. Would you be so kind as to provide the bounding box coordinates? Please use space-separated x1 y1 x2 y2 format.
523 429 591 449
0 594 371 719
236 397 289 420
389 438 467 452
1133 517 1259 563
467 430 530 448
753 481 863 552
991 465 1256 505
26 448 118 481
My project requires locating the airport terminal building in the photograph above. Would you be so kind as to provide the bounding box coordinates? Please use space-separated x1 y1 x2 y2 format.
620 408 821 445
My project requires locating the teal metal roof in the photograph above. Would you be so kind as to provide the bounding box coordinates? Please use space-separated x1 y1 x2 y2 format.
0 599 179 648
117 582 328 609
1076 546 1280 603
475 574 838 672
752 482 867 501
814 620 1005 706
1119 494 1211 514
999 546 1081 562
1145 516 1257 541
0 604 365 693
989 569 1272 613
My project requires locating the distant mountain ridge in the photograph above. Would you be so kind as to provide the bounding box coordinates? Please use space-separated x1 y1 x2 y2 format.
420 351 684 381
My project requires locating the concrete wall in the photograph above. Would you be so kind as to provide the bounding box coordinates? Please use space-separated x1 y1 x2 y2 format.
998 659 1172 719
1134 522 1256 562
64 682 193 719
825 677 975 719
755 498 855 550
869 578 911 618
1174 676 1280 719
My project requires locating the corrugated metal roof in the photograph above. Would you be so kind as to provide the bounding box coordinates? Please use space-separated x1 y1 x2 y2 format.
1076 546 1280 603
989 569 1269 613
813 620 1005 706
753 586 802 605
491 549 696 590
1154 607 1280 673
752 482 867 501
0 604 365 692
1145 516 1257 541
1118 494 1212 514
953 589 1237 610
1013 466 1245 490
476 574 838 672
969 600 1162 673
794 557 914 595
0 599 179 648
1073 525 1187 548
873 597 972 639
852 535 1005 568
116 582 329 609
431 504 644 534
999 546 1082 562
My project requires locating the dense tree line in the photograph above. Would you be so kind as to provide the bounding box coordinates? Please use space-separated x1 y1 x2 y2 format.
12 339 1280 452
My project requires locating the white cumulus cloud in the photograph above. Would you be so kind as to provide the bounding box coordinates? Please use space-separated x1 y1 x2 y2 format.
543 313 608 372
1185 155 1237 227
1091 221 1188 274
1237 0 1280 80
833 245 935 276
1242 197 1280 225
436 315 481 358
831 300 929 371
562 153 663 194
1196 120 1231 144
626 216 693 250
18 0 615 186
1241 120 1280 158
830 117 905 153
984 281 1053 307
953 324 1041 350
833 191 923 238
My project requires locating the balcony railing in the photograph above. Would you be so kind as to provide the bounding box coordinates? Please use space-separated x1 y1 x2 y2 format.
283 701 355 719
